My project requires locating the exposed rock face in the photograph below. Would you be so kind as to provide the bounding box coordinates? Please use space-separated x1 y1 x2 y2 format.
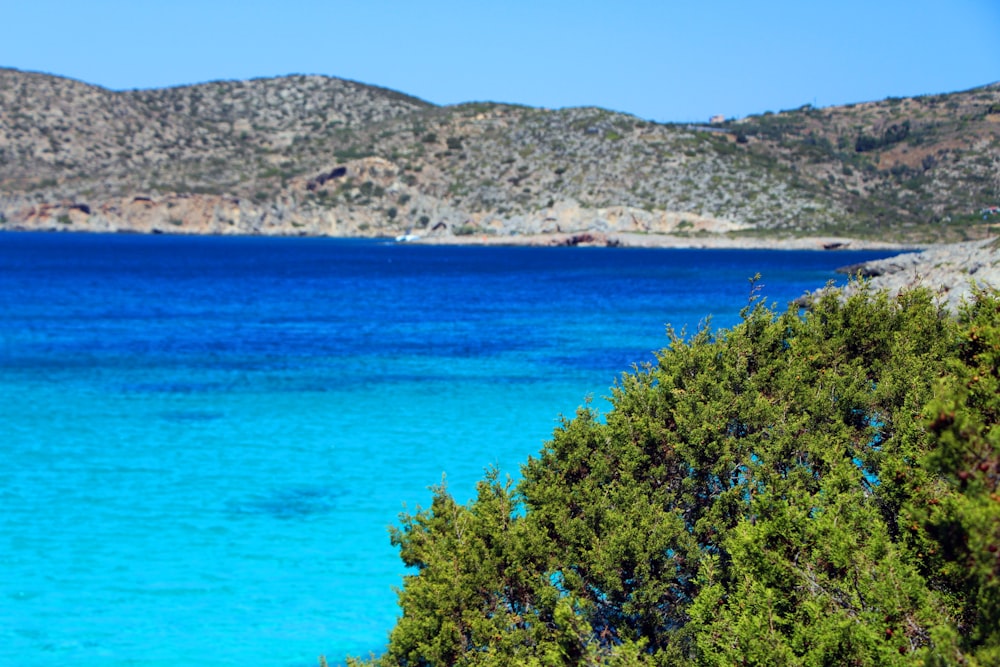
834 238 1000 311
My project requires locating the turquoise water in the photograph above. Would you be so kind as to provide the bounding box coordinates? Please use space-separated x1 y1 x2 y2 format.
0 233 896 665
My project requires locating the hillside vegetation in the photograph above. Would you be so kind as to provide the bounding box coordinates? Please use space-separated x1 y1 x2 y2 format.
1 68 998 242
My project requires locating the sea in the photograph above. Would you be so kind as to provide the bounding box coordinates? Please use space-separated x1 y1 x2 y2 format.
0 232 898 666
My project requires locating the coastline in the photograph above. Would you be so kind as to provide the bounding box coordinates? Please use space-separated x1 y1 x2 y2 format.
1 225 919 251
406 230 920 251
827 237 1000 312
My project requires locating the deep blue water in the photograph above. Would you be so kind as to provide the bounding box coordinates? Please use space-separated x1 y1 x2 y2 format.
0 233 897 666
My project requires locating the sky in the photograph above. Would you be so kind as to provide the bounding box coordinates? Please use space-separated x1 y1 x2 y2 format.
2 0 998 123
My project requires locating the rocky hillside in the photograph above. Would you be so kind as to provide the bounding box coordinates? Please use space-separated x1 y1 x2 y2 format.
1 67 998 242
722 90 1000 241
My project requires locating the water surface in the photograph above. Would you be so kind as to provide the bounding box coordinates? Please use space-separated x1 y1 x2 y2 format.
0 233 897 665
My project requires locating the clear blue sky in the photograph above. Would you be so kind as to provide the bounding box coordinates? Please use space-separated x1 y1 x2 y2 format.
3 0 998 122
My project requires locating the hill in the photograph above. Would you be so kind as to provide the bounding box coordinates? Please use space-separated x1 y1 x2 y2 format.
1 68 998 244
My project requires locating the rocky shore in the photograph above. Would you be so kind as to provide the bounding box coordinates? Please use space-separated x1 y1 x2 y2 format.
830 237 1000 311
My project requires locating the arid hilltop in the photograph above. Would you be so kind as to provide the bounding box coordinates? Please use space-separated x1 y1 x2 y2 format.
1 68 998 244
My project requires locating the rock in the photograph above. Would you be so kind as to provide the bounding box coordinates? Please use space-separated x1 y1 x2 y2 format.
822 238 1000 312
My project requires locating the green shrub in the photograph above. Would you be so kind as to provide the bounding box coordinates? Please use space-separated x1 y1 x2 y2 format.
334 147 374 161
358 181 384 198
856 121 911 153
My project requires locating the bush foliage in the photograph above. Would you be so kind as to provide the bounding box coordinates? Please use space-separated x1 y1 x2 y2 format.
353 286 1000 666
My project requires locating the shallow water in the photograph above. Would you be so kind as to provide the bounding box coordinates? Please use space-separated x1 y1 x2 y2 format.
0 233 896 666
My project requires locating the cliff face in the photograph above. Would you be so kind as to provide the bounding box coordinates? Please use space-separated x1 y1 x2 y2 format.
2 68 998 243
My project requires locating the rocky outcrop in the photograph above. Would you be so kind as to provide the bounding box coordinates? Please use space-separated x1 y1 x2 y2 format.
833 238 1000 311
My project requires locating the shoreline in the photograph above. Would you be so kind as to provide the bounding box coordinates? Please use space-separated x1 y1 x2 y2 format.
825 237 1000 312
2 226 922 251
406 231 921 251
